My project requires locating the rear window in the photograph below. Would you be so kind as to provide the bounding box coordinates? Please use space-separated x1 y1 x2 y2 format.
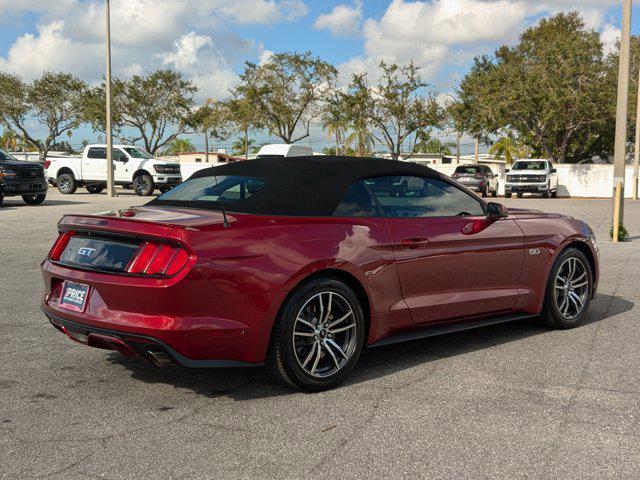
512 161 547 170
454 166 482 174
157 175 267 204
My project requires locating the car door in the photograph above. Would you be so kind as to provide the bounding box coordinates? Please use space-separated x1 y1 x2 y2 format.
113 148 131 183
366 175 525 325
83 147 107 180
486 166 498 191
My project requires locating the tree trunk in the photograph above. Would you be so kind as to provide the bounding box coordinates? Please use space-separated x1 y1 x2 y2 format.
204 130 209 163
335 131 339 156
244 127 249 160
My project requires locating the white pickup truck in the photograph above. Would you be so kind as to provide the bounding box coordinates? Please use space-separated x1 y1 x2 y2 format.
45 144 182 196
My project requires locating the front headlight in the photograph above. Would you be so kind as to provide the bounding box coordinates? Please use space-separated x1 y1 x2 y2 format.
0 168 17 179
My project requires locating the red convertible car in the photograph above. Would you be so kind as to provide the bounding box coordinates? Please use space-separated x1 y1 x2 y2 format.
41 157 599 391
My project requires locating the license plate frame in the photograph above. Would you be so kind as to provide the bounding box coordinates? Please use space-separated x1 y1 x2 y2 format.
59 281 90 312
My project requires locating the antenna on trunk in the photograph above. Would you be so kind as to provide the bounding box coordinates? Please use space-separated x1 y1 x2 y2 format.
211 172 230 228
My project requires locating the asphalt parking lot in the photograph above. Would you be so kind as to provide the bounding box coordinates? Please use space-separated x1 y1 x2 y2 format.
1 189 639 479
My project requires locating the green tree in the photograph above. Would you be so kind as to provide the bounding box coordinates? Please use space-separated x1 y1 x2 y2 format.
0 71 88 158
488 135 525 164
321 91 349 155
456 12 615 163
83 69 198 155
234 51 337 144
163 138 195 156
0 129 18 150
346 61 442 160
188 99 232 158
231 137 256 156
414 130 456 155
224 96 263 159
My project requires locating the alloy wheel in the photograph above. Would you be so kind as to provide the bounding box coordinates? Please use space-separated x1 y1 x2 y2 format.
292 291 358 378
554 257 589 320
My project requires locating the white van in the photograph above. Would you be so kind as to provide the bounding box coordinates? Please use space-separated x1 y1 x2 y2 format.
255 144 313 159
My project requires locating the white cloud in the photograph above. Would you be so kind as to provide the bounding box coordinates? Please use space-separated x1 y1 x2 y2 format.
259 49 275 65
600 23 620 57
161 32 237 100
218 0 308 25
339 0 617 85
314 1 363 37
0 0 307 100
162 33 213 71
0 21 101 81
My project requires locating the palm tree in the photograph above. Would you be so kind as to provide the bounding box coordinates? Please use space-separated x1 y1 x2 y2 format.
414 130 456 155
163 138 195 156
0 129 18 151
232 137 255 157
321 94 348 156
489 136 525 164
345 127 375 157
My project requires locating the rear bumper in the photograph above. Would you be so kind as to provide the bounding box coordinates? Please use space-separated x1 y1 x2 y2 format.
44 310 260 367
41 258 274 365
457 179 485 190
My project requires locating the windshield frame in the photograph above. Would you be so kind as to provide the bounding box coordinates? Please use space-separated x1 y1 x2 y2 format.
123 147 154 159
0 148 18 162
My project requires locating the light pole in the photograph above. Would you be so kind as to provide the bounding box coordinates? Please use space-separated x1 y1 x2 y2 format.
634 63 640 199
105 0 116 197
612 0 632 239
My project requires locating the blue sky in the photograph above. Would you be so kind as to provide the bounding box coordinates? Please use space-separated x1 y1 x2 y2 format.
0 1 633 153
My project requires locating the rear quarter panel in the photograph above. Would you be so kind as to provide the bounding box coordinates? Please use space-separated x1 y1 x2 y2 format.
183 214 411 360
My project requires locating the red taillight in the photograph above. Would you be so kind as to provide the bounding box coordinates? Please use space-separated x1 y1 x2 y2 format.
48 231 74 260
43 160 51 169
125 241 190 276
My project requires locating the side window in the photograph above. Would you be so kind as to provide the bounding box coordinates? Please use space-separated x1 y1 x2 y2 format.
366 175 486 218
87 147 106 159
113 149 128 162
334 181 382 217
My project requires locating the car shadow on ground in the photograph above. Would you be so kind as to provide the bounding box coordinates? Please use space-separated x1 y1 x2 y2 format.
107 293 633 400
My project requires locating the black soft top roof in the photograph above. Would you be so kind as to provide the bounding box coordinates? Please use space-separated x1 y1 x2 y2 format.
150 156 442 216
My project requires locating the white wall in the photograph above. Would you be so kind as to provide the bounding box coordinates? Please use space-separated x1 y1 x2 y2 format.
430 162 638 198
180 161 224 180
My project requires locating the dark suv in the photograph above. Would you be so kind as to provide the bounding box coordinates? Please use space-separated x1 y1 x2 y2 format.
451 164 498 197
0 148 48 206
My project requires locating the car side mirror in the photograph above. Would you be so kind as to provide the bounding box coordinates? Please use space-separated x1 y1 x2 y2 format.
505 169 510 173
550 168 557 173
487 202 509 221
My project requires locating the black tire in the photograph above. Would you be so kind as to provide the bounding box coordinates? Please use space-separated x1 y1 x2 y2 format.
133 173 155 196
266 277 366 391
481 184 488 197
542 186 550 198
86 184 105 194
56 173 77 194
0 195 4 206
505 192 512 198
517 192 523 198
22 194 46 205
491 183 498 198
539 247 593 329
551 189 558 198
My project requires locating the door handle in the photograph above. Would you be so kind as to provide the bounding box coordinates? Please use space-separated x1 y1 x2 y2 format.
399 238 430 249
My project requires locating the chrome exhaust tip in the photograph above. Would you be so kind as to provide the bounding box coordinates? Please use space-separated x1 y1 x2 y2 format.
146 349 174 367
